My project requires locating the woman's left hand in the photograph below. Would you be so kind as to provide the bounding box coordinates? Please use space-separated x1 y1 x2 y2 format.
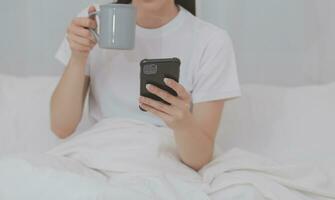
139 78 193 131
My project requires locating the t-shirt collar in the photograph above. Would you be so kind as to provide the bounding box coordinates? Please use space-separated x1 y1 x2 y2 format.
136 6 187 38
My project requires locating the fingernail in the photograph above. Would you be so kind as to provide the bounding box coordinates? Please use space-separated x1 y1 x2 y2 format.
164 78 169 84
146 84 151 90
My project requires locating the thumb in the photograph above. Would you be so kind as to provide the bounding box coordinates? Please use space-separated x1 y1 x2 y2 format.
88 5 97 19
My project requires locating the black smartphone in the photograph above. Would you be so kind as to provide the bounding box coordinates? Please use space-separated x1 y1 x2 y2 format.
140 58 181 111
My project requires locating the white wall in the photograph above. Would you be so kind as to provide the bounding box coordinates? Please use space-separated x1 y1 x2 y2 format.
0 0 334 86
0 0 97 75
198 0 335 85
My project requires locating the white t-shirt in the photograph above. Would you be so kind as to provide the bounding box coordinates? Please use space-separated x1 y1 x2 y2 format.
55 5 241 126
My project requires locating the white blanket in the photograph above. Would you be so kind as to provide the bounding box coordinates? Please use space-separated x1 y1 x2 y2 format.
0 118 334 200
201 149 335 200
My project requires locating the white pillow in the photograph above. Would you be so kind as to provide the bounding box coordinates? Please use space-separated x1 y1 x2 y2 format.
2 73 334 165
0 74 94 156
0 74 62 155
218 82 335 164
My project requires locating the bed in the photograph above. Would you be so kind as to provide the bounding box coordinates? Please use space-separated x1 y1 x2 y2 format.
0 73 334 199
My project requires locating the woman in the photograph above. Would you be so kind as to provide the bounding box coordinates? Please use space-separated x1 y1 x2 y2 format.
51 0 241 171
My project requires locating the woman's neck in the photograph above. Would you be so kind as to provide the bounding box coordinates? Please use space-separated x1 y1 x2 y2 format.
134 1 179 29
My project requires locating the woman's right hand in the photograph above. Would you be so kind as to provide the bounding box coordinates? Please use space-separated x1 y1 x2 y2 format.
67 6 97 60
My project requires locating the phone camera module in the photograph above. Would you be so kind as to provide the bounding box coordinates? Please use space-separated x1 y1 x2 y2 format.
143 64 158 75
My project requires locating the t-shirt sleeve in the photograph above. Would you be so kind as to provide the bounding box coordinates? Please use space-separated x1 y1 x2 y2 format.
192 30 241 103
54 6 94 76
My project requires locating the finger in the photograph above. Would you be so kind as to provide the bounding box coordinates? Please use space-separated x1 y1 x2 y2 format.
164 78 190 100
68 25 95 42
68 40 90 52
67 34 95 48
139 103 171 121
139 96 175 115
72 17 97 29
145 84 181 106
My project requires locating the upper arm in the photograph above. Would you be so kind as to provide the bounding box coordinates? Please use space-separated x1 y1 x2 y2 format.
190 31 240 140
192 100 224 141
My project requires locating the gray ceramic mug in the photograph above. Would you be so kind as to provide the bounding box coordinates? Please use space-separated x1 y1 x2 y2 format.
89 3 136 50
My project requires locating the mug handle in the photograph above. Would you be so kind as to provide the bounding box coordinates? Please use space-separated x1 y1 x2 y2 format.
88 11 100 41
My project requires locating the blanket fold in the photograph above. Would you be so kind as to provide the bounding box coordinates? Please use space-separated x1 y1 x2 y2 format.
1 118 334 200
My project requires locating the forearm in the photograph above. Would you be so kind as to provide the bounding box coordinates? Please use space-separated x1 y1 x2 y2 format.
50 54 89 138
173 116 214 171
138 79 221 171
